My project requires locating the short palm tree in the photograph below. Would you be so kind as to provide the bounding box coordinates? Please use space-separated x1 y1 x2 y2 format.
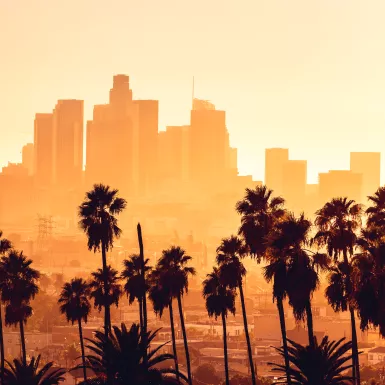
58 278 91 383
236 185 286 258
203 267 236 385
78 183 126 336
4 355 65 385
0 231 12 381
216 235 256 385
89 266 122 326
0 251 39 364
313 197 362 385
156 246 196 385
366 187 385 230
148 267 180 381
270 336 354 385
81 323 187 385
121 254 151 331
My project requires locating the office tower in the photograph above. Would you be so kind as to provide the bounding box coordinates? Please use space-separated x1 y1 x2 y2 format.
350 152 381 203
228 147 238 175
265 148 289 196
86 75 139 197
22 143 34 176
189 98 230 189
134 100 159 195
282 160 307 212
34 113 54 187
319 170 362 204
158 126 189 186
53 100 84 190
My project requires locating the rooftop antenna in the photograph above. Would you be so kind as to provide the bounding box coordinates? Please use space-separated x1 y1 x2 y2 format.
192 76 195 110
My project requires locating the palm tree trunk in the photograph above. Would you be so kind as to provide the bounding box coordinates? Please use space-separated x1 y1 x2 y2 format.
78 319 87 383
139 297 143 332
305 299 314 347
137 223 148 365
19 321 26 365
238 281 256 385
350 306 361 385
169 301 179 382
277 298 291 385
101 242 110 338
221 311 230 385
177 294 192 385
0 304 5 384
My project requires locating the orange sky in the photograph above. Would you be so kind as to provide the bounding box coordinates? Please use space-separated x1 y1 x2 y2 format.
2 0 385 184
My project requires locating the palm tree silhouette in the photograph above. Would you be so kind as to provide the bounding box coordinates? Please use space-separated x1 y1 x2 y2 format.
236 185 285 258
0 231 12 382
203 267 236 385
366 186 385 230
313 197 362 385
58 278 91 383
149 267 180 381
89 266 122 327
4 355 65 385
78 183 126 337
270 336 354 385
0 250 39 364
216 235 256 385
157 246 196 385
121 254 151 333
80 323 187 385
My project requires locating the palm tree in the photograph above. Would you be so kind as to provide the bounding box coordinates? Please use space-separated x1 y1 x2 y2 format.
58 278 91 383
89 266 122 327
216 235 256 385
313 197 362 385
0 231 12 382
80 323 187 385
236 185 286 258
148 267 179 381
203 267 236 385
366 187 385 230
121 254 151 333
156 246 196 385
270 336 354 385
0 251 39 364
4 355 65 385
78 183 126 336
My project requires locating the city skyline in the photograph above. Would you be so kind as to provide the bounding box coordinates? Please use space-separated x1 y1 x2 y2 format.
3 1 385 184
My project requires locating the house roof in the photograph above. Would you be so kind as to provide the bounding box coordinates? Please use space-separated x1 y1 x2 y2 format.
369 347 385 353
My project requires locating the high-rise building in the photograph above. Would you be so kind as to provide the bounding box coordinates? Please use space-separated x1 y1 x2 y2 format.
189 98 230 189
34 113 54 187
22 143 34 176
319 170 362 204
53 100 84 190
265 148 289 195
134 100 159 195
282 160 307 212
350 152 381 203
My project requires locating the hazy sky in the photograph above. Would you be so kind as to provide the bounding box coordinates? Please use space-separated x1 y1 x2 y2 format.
2 0 385 183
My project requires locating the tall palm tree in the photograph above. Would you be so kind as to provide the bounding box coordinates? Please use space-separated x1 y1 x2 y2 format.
366 187 385 230
0 231 12 382
203 267 236 385
270 336 354 385
4 355 65 385
78 183 126 336
236 185 286 258
0 251 39 364
81 323 187 385
148 267 180 382
156 246 196 385
313 197 362 385
121 254 151 333
58 278 91 383
216 235 256 385
89 266 122 328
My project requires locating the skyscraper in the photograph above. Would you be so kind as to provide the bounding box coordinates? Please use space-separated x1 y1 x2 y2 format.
350 152 381 203
22 143 34 176
52 100 84 190
265 148 289 196
34 113 54 187
282 160 307 212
